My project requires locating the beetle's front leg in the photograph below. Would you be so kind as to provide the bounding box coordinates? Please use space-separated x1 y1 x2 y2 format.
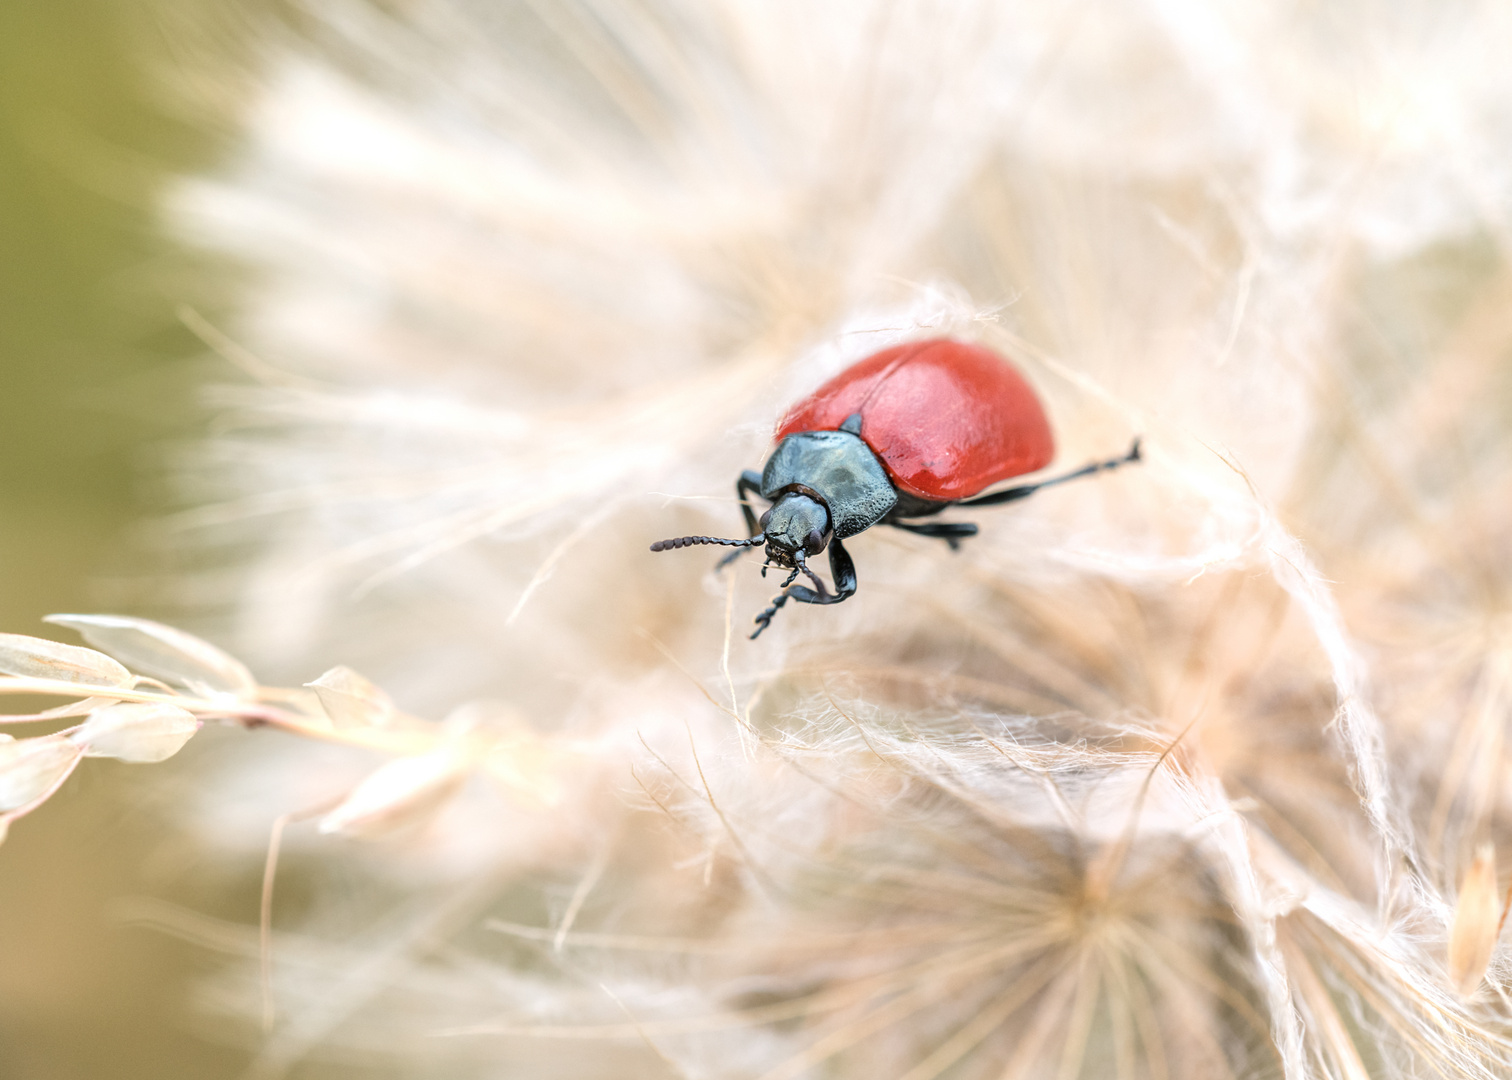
714 470 767 569
750 537 857 638
735 470 766 536
717 470 768 569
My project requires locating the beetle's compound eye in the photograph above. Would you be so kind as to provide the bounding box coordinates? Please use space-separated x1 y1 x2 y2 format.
804 529 825 556
759 508 773 530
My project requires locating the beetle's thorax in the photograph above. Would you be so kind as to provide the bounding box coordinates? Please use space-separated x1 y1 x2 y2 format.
760 429 897 540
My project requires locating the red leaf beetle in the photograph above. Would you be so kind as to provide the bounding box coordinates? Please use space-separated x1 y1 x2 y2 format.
652 338 1141 637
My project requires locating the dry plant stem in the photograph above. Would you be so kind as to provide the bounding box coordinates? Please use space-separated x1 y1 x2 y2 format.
1281 934 1371 1080
506 496 624 624
1085 714 1202 904
0 676 429 754
0 697 121 723
594 981 689 1078
261 812 293 1034
892 953 1064 1080
455 931 1055 1039
261 795 346 1032
489 919 992 956
553 845 610 953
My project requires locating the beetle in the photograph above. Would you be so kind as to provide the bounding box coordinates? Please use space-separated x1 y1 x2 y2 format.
651 338 1141 638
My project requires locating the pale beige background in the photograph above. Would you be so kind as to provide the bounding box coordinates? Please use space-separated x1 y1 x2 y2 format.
0 3 255 1076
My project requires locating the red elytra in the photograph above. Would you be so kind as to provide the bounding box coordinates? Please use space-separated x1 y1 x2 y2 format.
775 338 1055 502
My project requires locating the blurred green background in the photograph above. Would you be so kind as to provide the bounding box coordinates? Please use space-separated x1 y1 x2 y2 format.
0 2 252 1075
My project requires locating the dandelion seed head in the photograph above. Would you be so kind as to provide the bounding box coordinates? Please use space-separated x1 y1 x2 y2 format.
40 0 1509 1075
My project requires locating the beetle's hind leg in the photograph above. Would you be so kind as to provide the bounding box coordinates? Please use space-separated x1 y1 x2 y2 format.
886 520 979 551
717 470 768 569
959 437 1142 508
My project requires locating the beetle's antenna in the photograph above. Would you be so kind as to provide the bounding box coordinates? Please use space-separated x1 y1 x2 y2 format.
717 543 760 570
650 533 764 552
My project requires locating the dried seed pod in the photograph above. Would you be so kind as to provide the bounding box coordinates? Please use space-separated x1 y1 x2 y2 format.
318 751 468 838
0 632 132 688
1448 845 1505 997
71 703 202 764
0 736 84 812
45 614 256 698
307 666 395 729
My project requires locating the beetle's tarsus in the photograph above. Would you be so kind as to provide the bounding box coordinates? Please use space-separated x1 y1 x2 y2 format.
750 593 790 638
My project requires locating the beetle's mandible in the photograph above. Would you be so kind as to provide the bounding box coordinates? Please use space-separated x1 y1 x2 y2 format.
651 338 1141 638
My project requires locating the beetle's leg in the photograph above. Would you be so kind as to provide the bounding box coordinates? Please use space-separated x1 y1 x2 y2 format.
959 437 1142 508
749 592 793 637
886 520 979 551
824 535 858 601
735 470 765 536
717 470 768 569
750 538 857 638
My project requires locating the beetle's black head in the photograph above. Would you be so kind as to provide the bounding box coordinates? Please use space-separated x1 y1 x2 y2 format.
758 493 830 569
648 488 833 639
